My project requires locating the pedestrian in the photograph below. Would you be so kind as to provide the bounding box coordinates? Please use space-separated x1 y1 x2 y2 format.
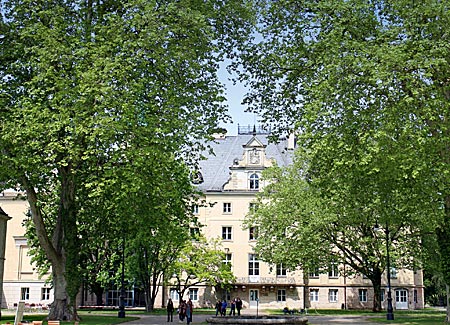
235 297 242 316
186 299 193 325
229 299 236 316
221 300 227 316
179 300 186 321
215 300 221 316
167 298 174 322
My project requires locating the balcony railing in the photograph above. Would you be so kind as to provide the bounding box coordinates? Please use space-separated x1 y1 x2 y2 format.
235 276 297 285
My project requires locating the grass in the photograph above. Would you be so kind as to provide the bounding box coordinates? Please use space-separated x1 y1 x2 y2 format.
0 312 139 324
268 308 448 324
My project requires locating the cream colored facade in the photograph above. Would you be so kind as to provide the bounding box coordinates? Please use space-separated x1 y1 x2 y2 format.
0 129 424 311
187 129 424 311
0 191 53 309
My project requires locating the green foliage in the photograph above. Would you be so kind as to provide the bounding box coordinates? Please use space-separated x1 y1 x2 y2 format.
0 0 254 320
238 0 449 311
171 236 236 300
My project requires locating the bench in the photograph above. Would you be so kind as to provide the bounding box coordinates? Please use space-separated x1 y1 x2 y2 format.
32 322 43 325
48 321 60 325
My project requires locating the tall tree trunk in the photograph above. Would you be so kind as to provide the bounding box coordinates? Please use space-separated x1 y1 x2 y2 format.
370 269 382 312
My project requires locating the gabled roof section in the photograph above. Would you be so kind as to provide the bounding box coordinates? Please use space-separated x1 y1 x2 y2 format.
196 134 293 192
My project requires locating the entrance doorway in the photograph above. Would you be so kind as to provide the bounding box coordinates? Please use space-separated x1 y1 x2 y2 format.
395 289 408 310
249 289 259 308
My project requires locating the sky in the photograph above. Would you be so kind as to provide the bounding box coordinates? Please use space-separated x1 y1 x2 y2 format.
218 63 260 136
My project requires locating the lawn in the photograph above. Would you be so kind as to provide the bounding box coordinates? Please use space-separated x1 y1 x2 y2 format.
0 312 139 325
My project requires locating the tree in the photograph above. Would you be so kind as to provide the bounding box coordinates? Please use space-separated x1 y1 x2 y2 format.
0 0 253 320
170 237 235 303
237 0 449 315
246 150 436 311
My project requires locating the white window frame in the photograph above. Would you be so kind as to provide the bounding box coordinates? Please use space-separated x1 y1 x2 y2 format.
223 202 232 214
277 289 286 302
328 263 339 278
189 288 199 301
192 204 199 215
310 289 319 302
41 287 51 300
359 289 368 302
249 173 260 190
222 226 232 240
223 253 232 267
329 289 338 303
249 226 258 240
276 264 287 277
21 287 30 300
249 254 260 276
170 288 179 301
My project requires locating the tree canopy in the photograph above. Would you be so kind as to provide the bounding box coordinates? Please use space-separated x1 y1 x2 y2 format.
0 0 254 320
238 0 449 314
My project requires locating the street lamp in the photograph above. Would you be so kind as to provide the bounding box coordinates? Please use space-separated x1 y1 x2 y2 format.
118 236 126 318
375 222 394 320
384 224 394 320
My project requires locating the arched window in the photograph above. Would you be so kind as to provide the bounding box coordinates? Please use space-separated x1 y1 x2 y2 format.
249 173 259 190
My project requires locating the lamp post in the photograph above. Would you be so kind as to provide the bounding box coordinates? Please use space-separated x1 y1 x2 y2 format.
385 224 394 321
376 221 394 320
118 236 126 318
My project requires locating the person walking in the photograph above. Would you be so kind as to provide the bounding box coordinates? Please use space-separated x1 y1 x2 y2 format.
235 297 242 316
186 299 193 325
167 298 174 322
215 300 221 316
229 299 236 316
221 300 227 316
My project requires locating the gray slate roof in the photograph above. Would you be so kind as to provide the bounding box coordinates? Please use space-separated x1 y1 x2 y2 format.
197 134 293 192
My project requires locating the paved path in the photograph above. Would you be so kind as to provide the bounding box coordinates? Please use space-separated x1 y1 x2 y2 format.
121 312 384 325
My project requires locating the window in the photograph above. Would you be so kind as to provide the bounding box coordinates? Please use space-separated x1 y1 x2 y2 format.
223 253 232 267
277 289 286 302
249 173 259 190
309 266 320 278
380 289 385 302
222 227 232 240
276 264 287 277
189 288 198 301
21 287 30 300
414 289 418 303
249 254 260 276
329 289 338 303
190 227 200 239
170 288 179 301
328 263 339 278
249 203 258 213
41 287 51 300
192 204 199 215
223 203 232 213
249 226 258 240
390 267 398 279
359 289 368 302
310 289 319 302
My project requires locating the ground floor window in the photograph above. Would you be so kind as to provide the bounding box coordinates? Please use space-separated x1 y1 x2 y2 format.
359 289 368 302
329 289 338 303
170 288 179 301
189 288 199 301
277 289 286 302
310 289 319 302
21 288 30 300
41 287 51 300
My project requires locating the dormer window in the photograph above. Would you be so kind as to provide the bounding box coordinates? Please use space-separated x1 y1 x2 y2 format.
249 173 259 190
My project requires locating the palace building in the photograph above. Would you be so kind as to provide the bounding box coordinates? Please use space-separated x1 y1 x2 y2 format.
0 126 424 311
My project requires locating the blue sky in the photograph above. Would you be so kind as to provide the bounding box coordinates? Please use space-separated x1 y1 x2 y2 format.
218 63 260 135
